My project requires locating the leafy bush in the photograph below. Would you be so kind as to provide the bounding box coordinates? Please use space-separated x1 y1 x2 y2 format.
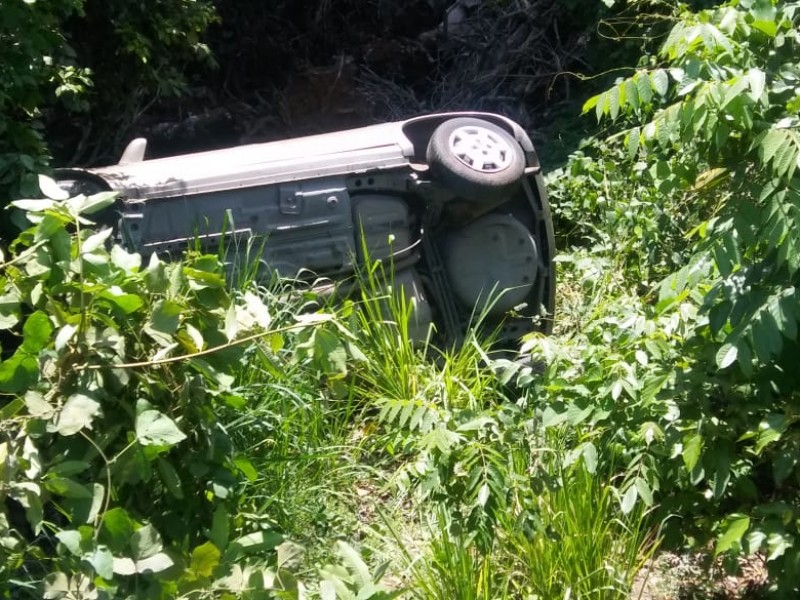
522 0 800 594
0 181 355 597
0 0 216 205
0 0 88 198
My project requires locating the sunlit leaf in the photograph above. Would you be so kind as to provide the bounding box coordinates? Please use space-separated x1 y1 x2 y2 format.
38 175 70 200
682 433 704 472
715 343 738 369
715 515 750 556
650 69 669 96
135 410 187 446
131 524 163 561
620 485 637 514
53 394 101 436
188 541 221 579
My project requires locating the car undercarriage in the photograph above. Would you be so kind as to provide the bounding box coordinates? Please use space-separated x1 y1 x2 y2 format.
55 112 556 346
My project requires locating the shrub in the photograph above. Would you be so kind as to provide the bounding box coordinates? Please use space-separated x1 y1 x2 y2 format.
0 180 352 597
519 1 800 593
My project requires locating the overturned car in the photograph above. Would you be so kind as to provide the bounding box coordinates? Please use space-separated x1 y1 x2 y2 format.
55 112 555 345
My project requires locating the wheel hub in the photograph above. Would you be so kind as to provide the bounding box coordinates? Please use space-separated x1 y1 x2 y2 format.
448 125 514 173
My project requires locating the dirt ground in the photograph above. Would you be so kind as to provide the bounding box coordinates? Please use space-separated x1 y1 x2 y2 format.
633 552 769 600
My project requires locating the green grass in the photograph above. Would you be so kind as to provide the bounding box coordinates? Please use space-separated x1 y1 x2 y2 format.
209 243 660 599
501 461 658 600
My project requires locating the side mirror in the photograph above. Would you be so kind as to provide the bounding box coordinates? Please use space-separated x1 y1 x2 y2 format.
118 138 148 165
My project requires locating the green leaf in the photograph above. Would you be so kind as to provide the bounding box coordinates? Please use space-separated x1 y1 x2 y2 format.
715 343 738 369
0 352 38 394
682 433 704 472
131 523 163 561
607 84 620 120
99 507 134 552
752 19 777 36
228 531 284 560
156 457 184 498
55 530 83 556
277 540 305 570
135 410 187 446
189 541 221 579
620 485 637 514
746 68 766 102
582 94 600 114
755 414 787 454
336 541 371 589
85 483 105 525
595 91 606 121
0 397 24 421
43 573 71 599
636 72 653 104
626 127 640 160
709 443 732 499
650 69 669 96
136 552 174 574
477 483 490 507
110 245 141 272
715 515 750 556
113 557 137 576
634 477 654 507
0 289 21 330
38 174 70 200
78 191 118 215
22 310 53 352
145 299 183 345
773 449 798 483
44 477 93 499
766 532 791 561
54 394 101 436
89 546 114 580
98 289 144 314
224 304 238 341
234 456 258 482
313 328 348 375
581 441 598 474
54 323 78 351
24 391 54 419
47 460 91 478
82 228 113 254
145 253 168 292
9 482 43 535
180 323 203 353
708 300 732 334
10 198 57 213
245 291 272 329
624 78 640 111
34 214 67 243
759 130 785 165
207 506 229 551
749 0 776 21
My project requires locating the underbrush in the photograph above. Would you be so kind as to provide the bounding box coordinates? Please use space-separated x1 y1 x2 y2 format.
5 4 799 597
526 2 800 595
0 183 660 599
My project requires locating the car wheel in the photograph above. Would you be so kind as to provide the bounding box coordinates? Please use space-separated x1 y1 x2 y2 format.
426 117 525 200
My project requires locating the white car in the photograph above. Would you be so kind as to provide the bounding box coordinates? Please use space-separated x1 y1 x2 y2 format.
56 112 555 344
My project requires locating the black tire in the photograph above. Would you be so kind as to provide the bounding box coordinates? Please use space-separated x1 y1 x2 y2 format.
426 117 525 200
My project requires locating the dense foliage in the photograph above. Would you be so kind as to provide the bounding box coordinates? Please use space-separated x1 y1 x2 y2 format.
4 0 800 598
0 0 215 200
0 184 369 598
524 0 800 593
